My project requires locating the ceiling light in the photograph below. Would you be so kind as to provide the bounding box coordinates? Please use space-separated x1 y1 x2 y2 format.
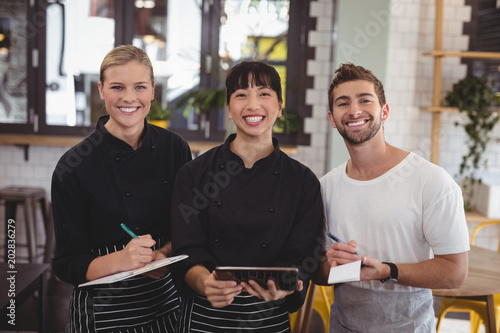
144 0 155 9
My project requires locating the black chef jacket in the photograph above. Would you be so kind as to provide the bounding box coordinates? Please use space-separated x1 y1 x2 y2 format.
52 115 192 286
171 134 324 312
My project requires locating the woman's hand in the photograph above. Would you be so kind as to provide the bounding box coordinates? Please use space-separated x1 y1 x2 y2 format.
86 234 156 282
142 248 170 279
204 271 243 308
120 234 156 271
241 279 303 302
143 242 172 279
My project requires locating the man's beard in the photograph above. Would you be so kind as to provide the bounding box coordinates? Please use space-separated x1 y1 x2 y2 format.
336 112 382 145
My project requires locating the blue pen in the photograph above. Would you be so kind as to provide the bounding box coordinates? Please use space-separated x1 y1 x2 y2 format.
121 223 139 239
327 232 358 254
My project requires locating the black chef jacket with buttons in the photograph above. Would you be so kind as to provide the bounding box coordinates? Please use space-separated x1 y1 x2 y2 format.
51 115 192 286
171 134 324 312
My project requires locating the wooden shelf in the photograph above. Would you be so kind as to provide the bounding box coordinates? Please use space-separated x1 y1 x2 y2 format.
424 50 500 59
426 106 459 113
0 134 84 147
424 0 500 164
425 106 500 113
0 134 298 156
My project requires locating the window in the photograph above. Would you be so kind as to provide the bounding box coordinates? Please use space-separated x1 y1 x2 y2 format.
463 0 500 95
0 0 314 146
0 0 32 133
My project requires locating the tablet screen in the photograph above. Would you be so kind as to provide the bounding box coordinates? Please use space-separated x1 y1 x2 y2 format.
215 266 299 291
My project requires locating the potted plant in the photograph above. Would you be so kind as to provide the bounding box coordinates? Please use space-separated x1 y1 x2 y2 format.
175 86 226 118
445 75 499 211
273 108 302 134
148 100 172 128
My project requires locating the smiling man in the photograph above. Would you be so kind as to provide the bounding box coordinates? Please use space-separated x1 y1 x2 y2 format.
314 63 470 332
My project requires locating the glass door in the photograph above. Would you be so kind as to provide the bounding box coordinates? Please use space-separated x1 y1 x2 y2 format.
45 0 115 127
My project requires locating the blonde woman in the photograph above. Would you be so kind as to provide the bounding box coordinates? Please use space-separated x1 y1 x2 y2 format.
52 45 191 332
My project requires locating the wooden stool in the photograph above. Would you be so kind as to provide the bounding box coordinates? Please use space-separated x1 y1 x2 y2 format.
0 186 49 263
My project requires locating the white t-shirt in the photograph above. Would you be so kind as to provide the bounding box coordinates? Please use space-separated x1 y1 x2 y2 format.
320 152 470 292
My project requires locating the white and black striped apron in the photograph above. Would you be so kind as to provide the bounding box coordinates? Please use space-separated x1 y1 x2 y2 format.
69 240 180 333
176 293 291 333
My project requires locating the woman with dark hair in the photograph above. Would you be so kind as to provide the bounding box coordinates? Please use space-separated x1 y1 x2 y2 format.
52 45 192 332
171 61 324 332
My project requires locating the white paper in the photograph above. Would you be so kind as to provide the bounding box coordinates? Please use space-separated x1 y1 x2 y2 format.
79 254 188 287
328 260 362 284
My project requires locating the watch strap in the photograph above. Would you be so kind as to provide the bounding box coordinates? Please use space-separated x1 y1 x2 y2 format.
380 262 398 283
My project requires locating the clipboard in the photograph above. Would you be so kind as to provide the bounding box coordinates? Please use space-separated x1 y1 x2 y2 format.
79 254 188 287
215 266 299 291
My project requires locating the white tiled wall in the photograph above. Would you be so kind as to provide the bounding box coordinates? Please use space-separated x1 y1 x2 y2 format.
0 145 69 195
295 0 500 184
295 0 334 177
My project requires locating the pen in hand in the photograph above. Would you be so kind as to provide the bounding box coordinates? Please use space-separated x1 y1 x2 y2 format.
327 232 364 266
327 232 357 254
121 223 139 239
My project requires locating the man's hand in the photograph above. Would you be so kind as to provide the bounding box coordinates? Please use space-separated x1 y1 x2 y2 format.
326 239 362 266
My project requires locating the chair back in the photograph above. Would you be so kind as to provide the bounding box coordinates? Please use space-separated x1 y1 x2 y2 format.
469 220 500 252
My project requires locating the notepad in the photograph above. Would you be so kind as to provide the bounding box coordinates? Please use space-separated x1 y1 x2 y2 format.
327 260 362 284
79 254 188 287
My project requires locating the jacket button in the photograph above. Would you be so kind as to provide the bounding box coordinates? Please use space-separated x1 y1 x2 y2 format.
125 192 131 197
115 157 120 161
151 145 156 150
217 202 222 207
214 238 219 243
273 170 279 175
163 180 168 185
220 164 225 169
269 208 274 213
261 243 267 248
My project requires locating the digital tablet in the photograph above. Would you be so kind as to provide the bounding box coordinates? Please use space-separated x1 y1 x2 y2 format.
215 266 299 291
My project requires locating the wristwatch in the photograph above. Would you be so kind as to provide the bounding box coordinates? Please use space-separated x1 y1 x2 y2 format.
380 262 398 284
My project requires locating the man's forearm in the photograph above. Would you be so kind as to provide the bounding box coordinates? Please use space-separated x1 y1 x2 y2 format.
396 252 468 289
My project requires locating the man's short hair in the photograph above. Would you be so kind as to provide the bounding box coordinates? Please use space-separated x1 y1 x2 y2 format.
328 63 386 111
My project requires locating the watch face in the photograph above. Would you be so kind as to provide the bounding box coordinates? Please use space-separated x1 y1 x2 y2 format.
384 277 398 284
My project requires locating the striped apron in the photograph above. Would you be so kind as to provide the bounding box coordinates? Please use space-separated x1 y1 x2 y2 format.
68 240 180 332
176 293 291 333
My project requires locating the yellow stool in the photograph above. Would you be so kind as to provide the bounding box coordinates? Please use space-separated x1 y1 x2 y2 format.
291 283 334 333
314 285 334 332
436 295 500 333
436 220 500 333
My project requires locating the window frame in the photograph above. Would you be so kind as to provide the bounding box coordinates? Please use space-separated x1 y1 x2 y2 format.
0 0 315 147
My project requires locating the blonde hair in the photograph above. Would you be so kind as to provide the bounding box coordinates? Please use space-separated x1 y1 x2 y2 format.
99 45 154 85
